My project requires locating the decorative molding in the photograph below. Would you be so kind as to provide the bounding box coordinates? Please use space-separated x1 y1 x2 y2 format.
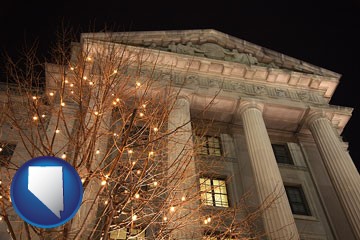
122 68 327 105
83 29 340 79
83 38 340 100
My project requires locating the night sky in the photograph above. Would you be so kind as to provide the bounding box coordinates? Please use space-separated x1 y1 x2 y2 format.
1 1 359 171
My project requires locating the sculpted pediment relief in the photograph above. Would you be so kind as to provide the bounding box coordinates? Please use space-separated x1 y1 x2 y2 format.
147 41 277 68
82 29 340 81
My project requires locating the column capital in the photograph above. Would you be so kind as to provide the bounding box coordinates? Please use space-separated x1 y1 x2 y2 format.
176 95 191 102
305 110 330 128
238 99 264 116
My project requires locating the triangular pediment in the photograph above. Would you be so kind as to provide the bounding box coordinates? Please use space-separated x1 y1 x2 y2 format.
81 29 340 78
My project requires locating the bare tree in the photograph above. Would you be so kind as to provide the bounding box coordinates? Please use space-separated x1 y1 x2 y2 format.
0 26 283 240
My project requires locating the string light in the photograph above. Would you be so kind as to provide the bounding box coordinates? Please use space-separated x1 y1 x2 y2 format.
204 219 208 224
61 102 65 107
89 81 94 86
113 69 118 74
136 82 141 87
0 195 2 199
0 216 2 221
207 217 211 223
112 101 117 105
83 76 87 80
71 91 74 94
153 181 158 187
49 92 54 96
148 151 154 157
81 178 85 184
163 216 167 221
96 149 100 154
135 193 140 199
104 200 108 204
132 214 137 221
32 96 37 100
70 67 74 71
65 79 69 84
55 129 60 134
153 127 158 132
181 196 186 201
139 112 144 117
101 180 107 186
0 148 2 152
61 153 66 159
86 57 92 61
94 111 99 116
136 170 141 175
128 149 133 154
41 114 46 118
33 116 38 121
142 104 146 108
70 83 74 87
170 206 175 212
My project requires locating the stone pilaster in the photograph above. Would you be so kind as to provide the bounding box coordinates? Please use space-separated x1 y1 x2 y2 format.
168 97 201 239
240 100 299 239
307 112 360 239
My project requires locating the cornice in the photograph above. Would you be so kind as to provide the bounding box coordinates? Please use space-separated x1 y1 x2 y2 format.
83 38 339 102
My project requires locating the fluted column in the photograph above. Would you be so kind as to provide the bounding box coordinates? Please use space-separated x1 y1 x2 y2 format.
240 101 299 239
168 97 201 239
308 112 360 238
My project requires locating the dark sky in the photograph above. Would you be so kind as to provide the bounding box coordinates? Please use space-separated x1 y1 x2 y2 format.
1 1 359 171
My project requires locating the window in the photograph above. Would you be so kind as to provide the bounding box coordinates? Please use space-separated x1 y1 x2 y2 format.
109 228 145 239
124 124 149 146
0 143 16 166
203 234 235 240
200 177 229 207
272 144 293 164
285 186 311 216
203 237 234 240
196 135 222 156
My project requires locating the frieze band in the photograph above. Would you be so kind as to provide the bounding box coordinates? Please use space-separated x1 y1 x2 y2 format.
119 67 326 105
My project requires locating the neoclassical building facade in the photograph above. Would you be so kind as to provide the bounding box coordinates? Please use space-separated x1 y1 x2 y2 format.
1 29 359 239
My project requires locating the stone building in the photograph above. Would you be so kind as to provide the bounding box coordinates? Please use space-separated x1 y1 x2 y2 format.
1 29 359 239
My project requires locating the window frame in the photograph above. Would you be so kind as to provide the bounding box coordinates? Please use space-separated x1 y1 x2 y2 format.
196 135 223 156
271 143 293 165
109 227 145 240
285 185 311 216
202 232 236 240
199 177 229 208
0 142 16 166
123 124 150 146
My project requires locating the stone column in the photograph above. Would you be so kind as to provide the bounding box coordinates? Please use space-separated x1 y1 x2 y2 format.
307 112 360 239
168 97 201 239
240 101 299 239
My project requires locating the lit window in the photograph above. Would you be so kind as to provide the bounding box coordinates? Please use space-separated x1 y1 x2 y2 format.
0 143 16 166
285 185 311 216
196 135 222 156
272 144 293 164
109 228 145 239
200 177 229 207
